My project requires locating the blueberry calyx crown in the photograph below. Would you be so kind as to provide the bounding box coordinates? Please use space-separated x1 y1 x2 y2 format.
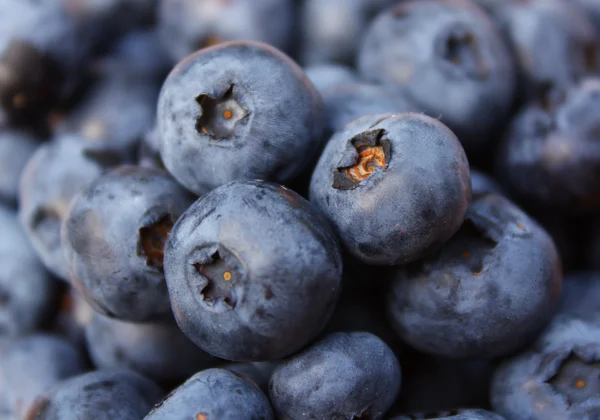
333 128 390 190
453 218 498 277
546 352 600 406
192 246 240 309
439 27 489 79
0 40 63 125
195 84 249 140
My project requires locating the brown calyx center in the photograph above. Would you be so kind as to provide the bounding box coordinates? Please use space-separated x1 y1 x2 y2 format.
441 29 488 79
195 84 249 140
333 128 390 190
344 145 386 183
139 215 174 271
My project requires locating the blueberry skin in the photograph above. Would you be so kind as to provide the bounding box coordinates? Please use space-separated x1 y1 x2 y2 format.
304 64 359 93
496 78 600 214
300 0 394 65
164 180 343 361
64 0 158 40
157 41 324 196
321 83 417 136
18 134 114 281
0 354 10 418
269 331 401 420
144 368 274 420
357 0 516 153
25 369 164 420
0 334 87 418
56 77 159 163
84 312 219 384
157 0 294 63
61 165 195 323
0 128 39 206
470 169 504 196
557 272 600 321
388 193 562 359
392 409 505 420
310 113 471 266
0 206 55 337
92 30 170 82
484 0 598 102
491 316 600 420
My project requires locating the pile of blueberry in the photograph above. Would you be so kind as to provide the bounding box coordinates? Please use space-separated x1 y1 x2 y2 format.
2 0 600 419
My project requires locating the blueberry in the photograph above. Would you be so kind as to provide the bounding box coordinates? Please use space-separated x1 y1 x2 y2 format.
61 165 194 322
157 41 324 195
25 368 163 420
144 368 274 420
357 0 516 153
321 83 417 136
0 205 55 337
536 315 600 352
496 78 600 214
269 331 401 420
557 272 600 321
84 311 219 385
299 0 393 65
388 193 562 359
55 77 159 163
483 0 599 102
304 64 359 93
0 128 39 206
0 334 87 418
470 169 504 196
18 134 116 281
164 180 342 361
492 316 600 420
391 409 505 420
310 113 471 265
157 0 294 63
